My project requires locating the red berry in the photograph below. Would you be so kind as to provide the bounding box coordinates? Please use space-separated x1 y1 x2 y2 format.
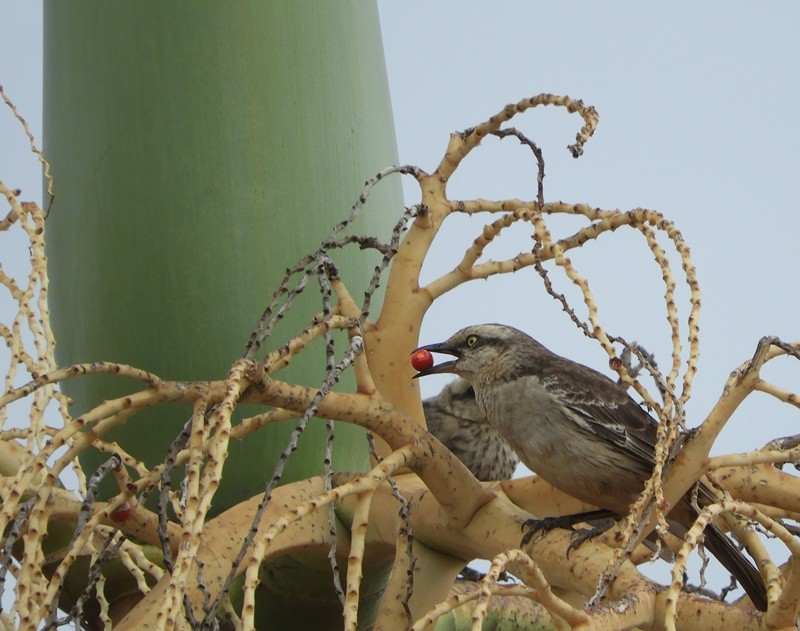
110 505 132 522
411 348 434 371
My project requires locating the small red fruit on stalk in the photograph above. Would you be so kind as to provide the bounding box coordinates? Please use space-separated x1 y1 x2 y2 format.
411 348 434 371
110 504 132 522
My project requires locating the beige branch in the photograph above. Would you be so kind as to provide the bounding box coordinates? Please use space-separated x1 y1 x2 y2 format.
754 379 800 408
707 448 800 471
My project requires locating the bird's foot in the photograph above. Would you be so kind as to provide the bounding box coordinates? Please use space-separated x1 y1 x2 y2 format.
520 515 581 547
566 524 611 557
457 566 484 581
520 510 618 550
457 566 511 582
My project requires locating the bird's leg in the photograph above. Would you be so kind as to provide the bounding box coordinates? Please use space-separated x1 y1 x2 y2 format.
520 509 617 548
457 566 512 582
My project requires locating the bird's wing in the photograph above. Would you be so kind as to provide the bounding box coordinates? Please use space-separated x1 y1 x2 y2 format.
563 396 658 470
541 359 661 471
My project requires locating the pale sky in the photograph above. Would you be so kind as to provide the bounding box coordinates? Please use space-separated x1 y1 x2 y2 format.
2 0 799 613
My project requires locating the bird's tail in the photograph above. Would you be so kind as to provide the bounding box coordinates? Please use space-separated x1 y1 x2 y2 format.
703 523 767 611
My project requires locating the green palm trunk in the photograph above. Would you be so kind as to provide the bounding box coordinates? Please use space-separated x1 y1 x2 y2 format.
44 2 401 624
44 2 399 507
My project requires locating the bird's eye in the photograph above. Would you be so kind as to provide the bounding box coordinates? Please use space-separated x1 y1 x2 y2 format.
466 335 478 347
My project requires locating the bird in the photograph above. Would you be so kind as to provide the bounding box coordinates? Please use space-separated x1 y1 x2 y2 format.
423 377 519 481
412 323 767 611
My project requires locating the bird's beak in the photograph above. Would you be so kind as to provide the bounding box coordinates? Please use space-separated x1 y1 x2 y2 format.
412 342 460 378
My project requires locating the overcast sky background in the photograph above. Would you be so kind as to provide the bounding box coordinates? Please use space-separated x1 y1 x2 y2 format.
2 1 799 609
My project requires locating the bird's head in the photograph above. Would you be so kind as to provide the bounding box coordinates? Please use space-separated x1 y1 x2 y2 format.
412 324 537 384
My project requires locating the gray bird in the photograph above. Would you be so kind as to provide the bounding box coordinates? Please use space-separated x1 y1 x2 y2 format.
413 323 767 611
423 378 519 481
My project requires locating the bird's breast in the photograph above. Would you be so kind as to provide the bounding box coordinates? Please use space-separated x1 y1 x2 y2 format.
476 377 643 511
